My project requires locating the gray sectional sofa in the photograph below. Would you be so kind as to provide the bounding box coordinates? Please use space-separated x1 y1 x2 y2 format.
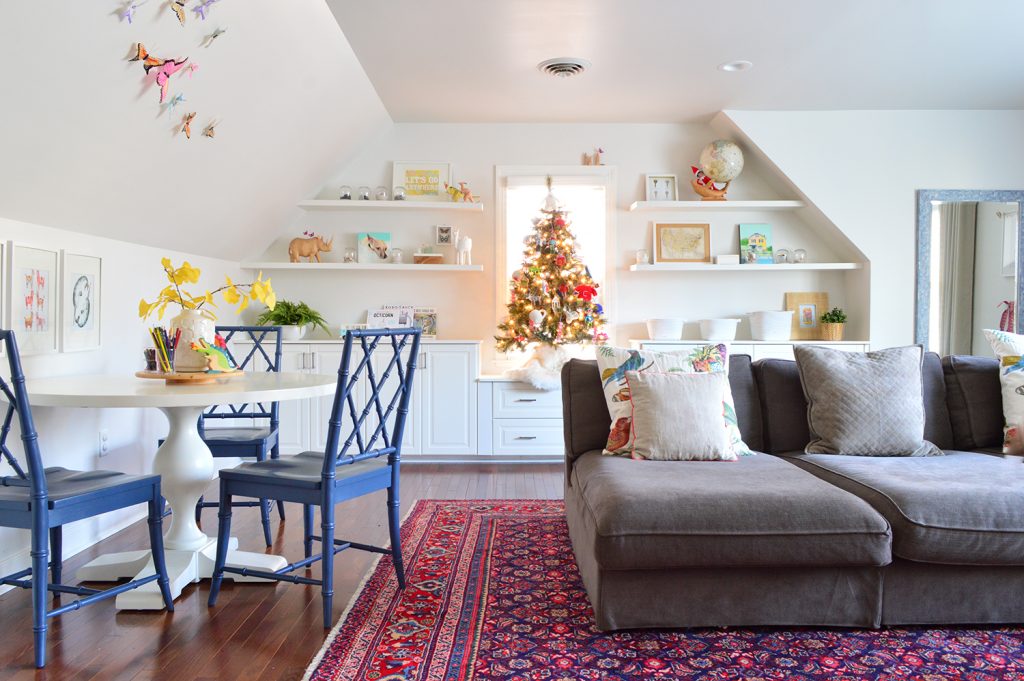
561 353 1024 630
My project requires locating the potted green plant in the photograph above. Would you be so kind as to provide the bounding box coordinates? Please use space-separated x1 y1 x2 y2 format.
256 300 331 341
819 307 848 341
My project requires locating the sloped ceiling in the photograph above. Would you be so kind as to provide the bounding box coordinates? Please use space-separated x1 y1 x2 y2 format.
0 0 390 259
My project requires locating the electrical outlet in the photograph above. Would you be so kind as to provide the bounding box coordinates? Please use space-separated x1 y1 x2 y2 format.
98 429 110 457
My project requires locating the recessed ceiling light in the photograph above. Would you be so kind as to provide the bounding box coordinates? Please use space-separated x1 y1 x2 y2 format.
718 60 753 72
537 57 591 78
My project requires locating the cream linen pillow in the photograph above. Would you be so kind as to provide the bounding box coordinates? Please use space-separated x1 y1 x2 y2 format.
625 371 736 461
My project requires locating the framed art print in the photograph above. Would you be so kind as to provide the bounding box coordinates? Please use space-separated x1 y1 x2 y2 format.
357 232 392 263
435 224 453 246
8 243 59 355
653 223 711 263
645 174 678 201
60 251 101 352
739 223 774 264
392 162 453 202
785 291 830 340
413 307 437 338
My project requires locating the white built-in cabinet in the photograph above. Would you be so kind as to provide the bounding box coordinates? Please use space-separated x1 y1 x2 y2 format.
238 340 479 459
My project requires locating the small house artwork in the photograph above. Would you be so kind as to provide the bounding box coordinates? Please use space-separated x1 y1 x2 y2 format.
739 224 774 264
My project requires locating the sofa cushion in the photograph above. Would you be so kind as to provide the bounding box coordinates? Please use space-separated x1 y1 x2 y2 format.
781 451 1024 565
561 355 764 467
570 451 891 570
755 352 953 454
942 355 1003 450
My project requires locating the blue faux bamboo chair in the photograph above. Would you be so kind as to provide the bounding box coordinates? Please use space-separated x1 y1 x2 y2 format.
208 328 421 628
0 330 173 668
170 325 285 546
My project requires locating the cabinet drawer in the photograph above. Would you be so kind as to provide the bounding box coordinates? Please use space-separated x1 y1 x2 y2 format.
493 383 563 419
492 419 564 457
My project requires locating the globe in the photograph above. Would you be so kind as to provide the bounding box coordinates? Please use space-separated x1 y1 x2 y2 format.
699 140 745 183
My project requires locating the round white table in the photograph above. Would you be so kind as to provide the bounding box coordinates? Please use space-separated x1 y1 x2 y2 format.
25 371 337 610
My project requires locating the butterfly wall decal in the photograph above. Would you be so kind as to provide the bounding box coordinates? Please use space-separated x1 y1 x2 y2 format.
131 43 189 104
193 0 219 20
202 27 227 47
203 120 218 138
181 112 196 139
166 93 185 115
169 0 186 25
119 0 147 24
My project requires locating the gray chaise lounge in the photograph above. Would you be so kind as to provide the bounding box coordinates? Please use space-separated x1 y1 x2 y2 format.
561 353 1024 630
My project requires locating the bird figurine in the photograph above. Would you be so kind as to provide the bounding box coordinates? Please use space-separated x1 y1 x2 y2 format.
601 350 647 388
190 335 238 374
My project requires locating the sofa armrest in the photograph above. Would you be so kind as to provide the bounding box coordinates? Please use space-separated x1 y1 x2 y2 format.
561 359 611 484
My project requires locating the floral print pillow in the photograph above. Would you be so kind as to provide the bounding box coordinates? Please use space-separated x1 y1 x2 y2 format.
984 329 1024 454
595 344 753 458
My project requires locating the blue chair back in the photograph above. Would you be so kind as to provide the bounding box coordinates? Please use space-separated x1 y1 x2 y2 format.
202 325 283 430
0 331 45 499
322 328 421 478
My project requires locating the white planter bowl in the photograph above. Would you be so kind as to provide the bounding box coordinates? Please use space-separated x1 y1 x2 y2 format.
749 310 794 341
646 318 685 340
699 318 740 341
279 324 309 342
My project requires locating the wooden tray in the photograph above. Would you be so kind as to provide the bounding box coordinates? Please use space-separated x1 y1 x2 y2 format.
135 370 240 385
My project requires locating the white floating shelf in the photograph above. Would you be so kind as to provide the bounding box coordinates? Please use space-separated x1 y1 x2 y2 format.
241 262 483 272
629 263 862 272
298 199 484 212
628 200 805 212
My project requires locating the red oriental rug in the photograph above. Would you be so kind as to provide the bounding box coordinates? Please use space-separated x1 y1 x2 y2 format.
304 500 1024 681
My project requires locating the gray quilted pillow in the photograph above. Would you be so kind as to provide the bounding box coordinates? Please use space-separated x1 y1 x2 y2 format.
793 345 943 457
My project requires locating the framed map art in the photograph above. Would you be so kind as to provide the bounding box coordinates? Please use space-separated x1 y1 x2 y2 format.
8 243 59 355
60 251 102 352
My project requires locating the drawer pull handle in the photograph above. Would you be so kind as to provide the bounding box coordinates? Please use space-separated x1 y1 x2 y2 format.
514 398 538 403
515 435 538 440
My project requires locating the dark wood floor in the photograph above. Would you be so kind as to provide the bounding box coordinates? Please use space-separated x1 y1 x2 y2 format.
0 463 563 681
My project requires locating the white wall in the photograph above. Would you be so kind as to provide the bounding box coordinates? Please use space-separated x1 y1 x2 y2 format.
0 217 243 588
972 202 1017 356
0 0 390 260
723 109 1024 350
256 123 864 371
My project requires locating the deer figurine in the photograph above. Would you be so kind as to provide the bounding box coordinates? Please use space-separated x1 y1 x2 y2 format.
288 233 334 263
452 228 473 265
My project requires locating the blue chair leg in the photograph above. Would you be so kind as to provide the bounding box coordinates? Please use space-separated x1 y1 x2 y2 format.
195 495 204 526
148 495 175 612
320 502 334 628
303 505 314 559
255 450 273 547
207 481 233 607
271 444 286 521
32 511 49 668
49 526 62 588
387 487 406 589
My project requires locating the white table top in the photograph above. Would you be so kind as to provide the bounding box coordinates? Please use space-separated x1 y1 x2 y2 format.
25 372 337 408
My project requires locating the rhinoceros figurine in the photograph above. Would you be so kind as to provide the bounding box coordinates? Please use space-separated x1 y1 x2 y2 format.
288 234 334 263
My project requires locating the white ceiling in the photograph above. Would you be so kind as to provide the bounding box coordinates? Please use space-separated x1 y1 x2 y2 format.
329 0 1024 122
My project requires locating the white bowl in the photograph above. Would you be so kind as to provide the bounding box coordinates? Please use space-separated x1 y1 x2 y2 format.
748 310 794 341
646 318 685 340
699 318 740 341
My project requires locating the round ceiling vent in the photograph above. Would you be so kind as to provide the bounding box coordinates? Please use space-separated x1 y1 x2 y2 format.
537 57 591 78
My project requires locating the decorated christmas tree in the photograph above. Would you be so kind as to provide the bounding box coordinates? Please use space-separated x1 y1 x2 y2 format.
496 180 607 367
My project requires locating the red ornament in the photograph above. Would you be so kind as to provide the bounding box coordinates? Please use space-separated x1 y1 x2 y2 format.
555 217 566 227
555 254 566 267
574 284 597 301
558 284 568 295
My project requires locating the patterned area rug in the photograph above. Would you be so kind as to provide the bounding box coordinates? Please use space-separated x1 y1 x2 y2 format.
305 500 1024 681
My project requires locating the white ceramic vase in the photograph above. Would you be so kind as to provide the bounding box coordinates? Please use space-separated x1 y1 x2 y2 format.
170 308 216 373
279 324 309 342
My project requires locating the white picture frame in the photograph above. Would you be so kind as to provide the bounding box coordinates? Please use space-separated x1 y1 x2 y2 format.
645 174 678 201
60 251 102 352
8 243 59 355
392 161 453 202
